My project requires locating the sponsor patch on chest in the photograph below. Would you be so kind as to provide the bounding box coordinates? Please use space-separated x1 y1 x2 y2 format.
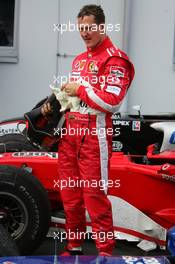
106 85 121 95
110 66 125 77
72 71 81 75
74 60 86 71
107 66 127 85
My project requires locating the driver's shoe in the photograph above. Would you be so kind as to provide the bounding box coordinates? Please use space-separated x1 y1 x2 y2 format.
59 246 83 256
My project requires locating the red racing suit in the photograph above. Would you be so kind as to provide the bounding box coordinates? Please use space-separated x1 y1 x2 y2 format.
58 36 135 254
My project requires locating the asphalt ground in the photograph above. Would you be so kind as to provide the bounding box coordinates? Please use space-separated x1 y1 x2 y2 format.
33 236 171 257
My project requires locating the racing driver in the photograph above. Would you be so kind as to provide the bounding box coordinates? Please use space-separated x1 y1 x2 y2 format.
42 4 135 256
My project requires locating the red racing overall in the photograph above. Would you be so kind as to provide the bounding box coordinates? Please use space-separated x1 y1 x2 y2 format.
58 36 135 254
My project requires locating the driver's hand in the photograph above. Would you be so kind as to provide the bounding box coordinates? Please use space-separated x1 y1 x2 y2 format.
61 82 80 96
41 102 52 116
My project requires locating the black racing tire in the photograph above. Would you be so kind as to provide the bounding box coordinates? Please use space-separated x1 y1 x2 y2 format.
0 223 19 256
0 134 38 152
0 165 51 254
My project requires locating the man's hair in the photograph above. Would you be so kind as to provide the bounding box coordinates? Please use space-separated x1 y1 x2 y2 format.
77 5 105 25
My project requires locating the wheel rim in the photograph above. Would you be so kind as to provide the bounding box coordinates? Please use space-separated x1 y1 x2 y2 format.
0 192 28 240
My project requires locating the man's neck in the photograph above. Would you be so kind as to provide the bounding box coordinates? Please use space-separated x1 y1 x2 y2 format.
89 35 107 51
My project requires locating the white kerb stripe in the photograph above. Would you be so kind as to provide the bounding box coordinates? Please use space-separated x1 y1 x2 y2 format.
96 114 108 194
85 87 121 113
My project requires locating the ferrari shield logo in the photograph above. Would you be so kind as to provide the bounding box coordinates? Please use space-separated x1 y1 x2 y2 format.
88 61 99 74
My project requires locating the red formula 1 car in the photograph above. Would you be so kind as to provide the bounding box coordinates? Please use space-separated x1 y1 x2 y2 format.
0 144 175 254
0 97 175 256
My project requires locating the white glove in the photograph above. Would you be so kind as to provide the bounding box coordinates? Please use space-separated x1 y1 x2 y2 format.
50 85 80 112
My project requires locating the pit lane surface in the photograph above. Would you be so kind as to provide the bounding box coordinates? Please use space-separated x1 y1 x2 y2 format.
34 237 168 256
32 237 173 263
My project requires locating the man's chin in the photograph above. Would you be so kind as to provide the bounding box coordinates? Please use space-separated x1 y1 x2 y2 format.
86 44 92 48
85 42 96 49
